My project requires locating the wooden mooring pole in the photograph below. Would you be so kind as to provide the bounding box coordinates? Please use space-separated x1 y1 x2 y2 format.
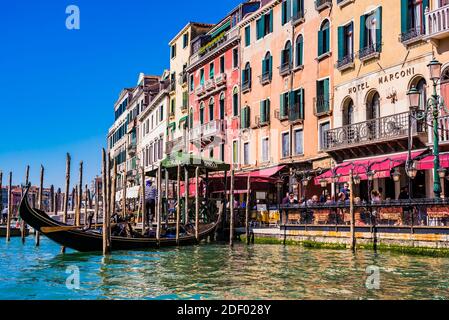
195 167 199 243
156 165 161 244
122 160 127 219
102 149 111 255
349 169 356 252
184 167 189 226
176 165 181 244
21 165 30 243
94 178 99 226
246 175 251 245
61 153 71 254
76 162 83 227
230 169 235 247
36 165 44 246
111 160 117 222
50 185 55 213
84 184 89 225
141 166 146 236
6 172 12 242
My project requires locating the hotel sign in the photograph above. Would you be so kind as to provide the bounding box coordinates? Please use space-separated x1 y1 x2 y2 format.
348 67 415 94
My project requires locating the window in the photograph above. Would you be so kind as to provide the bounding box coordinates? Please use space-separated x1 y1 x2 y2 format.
316 79 330 114
219 93 225 120
280 92 290 118
241 106 251 129
242 62 252 89
260 99 270 124
170 98 175 116
261 138 269 163
243 142 250 165
245 26 251 47
220 143 225 162
289 88 304 121
416 78 427 110
282 132 290 158
220 56 225 73
337 22 354 65
281 41 292 67
159 105 164 122
208 98 214 122
233 87 239 117
256 10 273 40
367 91 380 120
233 48 239 69
171 44 177 59
200 103 205 125
200 69 205 86
360 8 382 56
293 0 304 20
262 52 272 80
189 75 194 92
209 62 215 79
183 33 189 48
282 0 292 25
295 35 304 67
294 129 304 155
319 122 330 151
401 0 426 41
343 99 355 126
233 141 238 165
149 144 153 165
318 20 330 57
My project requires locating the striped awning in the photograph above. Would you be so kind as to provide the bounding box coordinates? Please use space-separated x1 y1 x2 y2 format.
209 19 231 39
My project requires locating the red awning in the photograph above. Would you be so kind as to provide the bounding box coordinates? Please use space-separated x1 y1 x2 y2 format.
236 165 286 179
315 151 426 185
416 153 449 170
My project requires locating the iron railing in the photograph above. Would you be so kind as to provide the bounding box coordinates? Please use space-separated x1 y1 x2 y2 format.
336 54 354 70
260 72 272 85
400 27 425 44
324 111 416 150
358 43 382 61
279 62 292 76
315 0 332 11
314 96 331 116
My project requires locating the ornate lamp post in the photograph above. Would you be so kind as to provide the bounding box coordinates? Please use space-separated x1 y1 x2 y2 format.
408 57 447 199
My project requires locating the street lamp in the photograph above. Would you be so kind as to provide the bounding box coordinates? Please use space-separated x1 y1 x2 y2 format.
406 162 418 180
353 175 361 185
407 57 448 199
392 169 401 183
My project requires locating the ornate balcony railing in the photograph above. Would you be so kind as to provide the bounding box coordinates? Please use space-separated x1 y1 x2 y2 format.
241 80 251 93
166 136 185 154
425 4 449 40
315 0 332 11
195 85 206 97
215 73 227 86
314 96 331 117
324 111 417 151
400 27 425 44
336 54 354 71
432 114 449 145
358 43 382 61
260 72 272 85
205 79 215 91
292 11 305 25
189 119 225 142
178 71 188 85
279 62 292 76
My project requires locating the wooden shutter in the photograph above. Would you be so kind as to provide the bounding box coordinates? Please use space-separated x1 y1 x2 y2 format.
245 26 251 46
299 88 305 120
400 0 408 34
338 26 345 60
376 7 382 52
359 15 366 50
269 10 273 33
280 94 285 118
318 30 323 56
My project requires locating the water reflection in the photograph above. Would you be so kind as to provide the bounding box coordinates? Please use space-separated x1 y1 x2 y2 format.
1 237 449 300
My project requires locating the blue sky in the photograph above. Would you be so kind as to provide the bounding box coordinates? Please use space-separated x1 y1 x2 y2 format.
0 0 242 188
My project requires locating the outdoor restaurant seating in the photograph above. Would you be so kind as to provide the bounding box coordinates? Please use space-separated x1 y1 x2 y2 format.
378 207 403 225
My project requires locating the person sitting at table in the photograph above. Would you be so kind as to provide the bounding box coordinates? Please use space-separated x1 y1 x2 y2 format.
371 190 382 204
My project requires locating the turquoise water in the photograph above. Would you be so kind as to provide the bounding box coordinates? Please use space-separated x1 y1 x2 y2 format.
1 236 449 300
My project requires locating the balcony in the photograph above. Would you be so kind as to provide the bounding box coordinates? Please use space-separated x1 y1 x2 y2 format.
127 118 137 134
205 79 216 92
166 136 185 155
337 0 354 7
289 103 304 123
400 27 425 45
241 80 251 93
126 169 138 182
195 85 206 97
127 143 137 156
431 114 449 147
336 54 355 71
279 62 292 77
178 72 188 86
169 80 176 92
358 43 381 62
314 96 332 117
255 115 270 127
315 0 332 11
215 73 227 86
425 4 449 41
260 72 272 85
189 120 226 147
292 11 305 26
323 111 427 161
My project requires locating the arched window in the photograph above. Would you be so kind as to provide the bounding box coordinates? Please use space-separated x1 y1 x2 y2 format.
219 92 226 120
343 98 355 126
208 98 214 122
295 35 304 67
366 91 380 120
415 78 427 110
233 87 239 117
281 41 292 67
200 102 205 125
242 62 252 88
318 19 330 56
262 52 272 78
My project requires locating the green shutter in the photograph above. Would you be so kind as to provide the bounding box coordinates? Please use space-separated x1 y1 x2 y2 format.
296 38 303 66
376 6 382 52
338 26 345 60
282 2 286 25
266 99 270 122
360 15 366 50
324 27 329 53
280 94 285 117
241 108 246 128
246 107 250 128
269 55 273 76
323 79 329 112
293 0 298 17
245 26 251 46
401 0 409 34
269 10 273 33
281 49 285 65
286 0 292 22
318 30 323 56
299 88 305 120
256 18 262 39
260 101 265 123
262 57 267 75
242 70 246 84
422 0 429 29
288 44 293 64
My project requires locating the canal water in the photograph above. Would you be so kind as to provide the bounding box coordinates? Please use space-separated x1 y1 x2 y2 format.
1 237 448 300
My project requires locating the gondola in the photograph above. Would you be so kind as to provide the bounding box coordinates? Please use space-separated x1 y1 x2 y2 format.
19 187 220 252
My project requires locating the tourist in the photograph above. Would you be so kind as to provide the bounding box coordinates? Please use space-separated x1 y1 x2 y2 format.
288 193 298 205
340 183 350 201
145 180 157 229
281 192 290 205
371 190 382 204
307 195 319 206
1 206 8 225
